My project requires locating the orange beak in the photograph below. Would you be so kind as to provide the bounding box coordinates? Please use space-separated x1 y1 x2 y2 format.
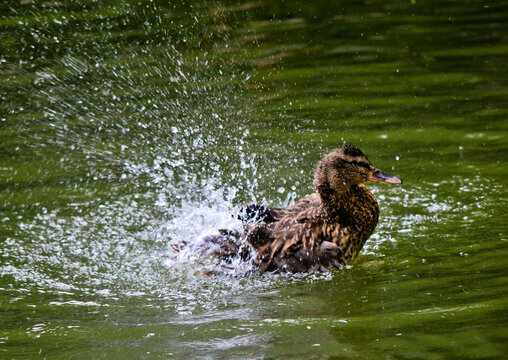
368 169 402 185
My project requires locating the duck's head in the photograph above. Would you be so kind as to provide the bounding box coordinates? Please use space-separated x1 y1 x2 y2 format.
314 144 402 194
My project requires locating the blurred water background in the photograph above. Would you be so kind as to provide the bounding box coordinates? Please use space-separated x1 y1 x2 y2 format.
1 0 508 358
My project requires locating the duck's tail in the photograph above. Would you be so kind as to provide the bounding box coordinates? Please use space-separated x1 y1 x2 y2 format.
196 229 254 262
168 204 276 274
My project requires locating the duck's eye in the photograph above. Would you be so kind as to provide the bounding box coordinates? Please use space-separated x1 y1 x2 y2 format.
350 160 370 169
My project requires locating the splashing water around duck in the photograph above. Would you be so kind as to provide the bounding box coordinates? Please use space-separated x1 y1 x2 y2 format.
177 144 402 274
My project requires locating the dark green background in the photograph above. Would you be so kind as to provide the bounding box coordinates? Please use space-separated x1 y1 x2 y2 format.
1 1 507 358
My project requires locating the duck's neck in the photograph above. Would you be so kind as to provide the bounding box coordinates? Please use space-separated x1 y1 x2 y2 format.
315 181 357 222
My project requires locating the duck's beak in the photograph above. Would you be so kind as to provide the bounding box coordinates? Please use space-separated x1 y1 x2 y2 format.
368 168 402 185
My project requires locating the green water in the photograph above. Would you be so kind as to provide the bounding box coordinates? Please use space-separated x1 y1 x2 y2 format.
1 0 508 358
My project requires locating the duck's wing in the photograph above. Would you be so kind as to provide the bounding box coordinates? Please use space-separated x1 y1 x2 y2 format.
239 193 323 225
238 204 278 224
247 219 342 273
245 202 341 273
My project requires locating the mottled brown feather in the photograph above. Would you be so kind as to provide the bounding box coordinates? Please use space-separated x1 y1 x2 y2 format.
244 184 379 273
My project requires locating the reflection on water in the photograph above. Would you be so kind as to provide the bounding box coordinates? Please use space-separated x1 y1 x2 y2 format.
1 0 508 358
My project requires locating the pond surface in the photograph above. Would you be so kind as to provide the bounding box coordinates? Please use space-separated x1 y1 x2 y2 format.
1 0 508 358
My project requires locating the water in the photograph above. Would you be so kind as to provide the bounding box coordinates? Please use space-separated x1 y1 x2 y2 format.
1 0 508 358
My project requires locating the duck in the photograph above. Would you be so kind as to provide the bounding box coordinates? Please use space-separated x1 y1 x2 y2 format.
198 144 402 274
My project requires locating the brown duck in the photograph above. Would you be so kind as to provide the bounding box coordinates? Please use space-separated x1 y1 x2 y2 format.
199 144 402 274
